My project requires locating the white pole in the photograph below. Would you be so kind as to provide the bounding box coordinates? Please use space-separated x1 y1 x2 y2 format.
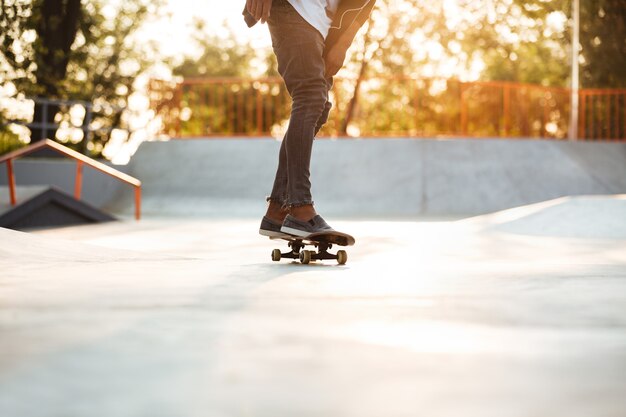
568 0 580 140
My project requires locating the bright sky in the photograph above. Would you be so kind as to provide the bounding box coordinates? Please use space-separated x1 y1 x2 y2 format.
137 1 272 61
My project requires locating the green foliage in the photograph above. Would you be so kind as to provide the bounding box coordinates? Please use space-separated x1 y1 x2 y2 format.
344 0 624 86
465 0 625 88
1 1 36 89
65 0 164 154
577 0 625 88
1 0 163 157
0 124 23 156
330 0 624 137
173 20 258 78
165 22 288 137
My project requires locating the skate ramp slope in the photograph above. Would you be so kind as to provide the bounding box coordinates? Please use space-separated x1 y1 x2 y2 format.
462 194 626 239
118 138 626 218
0 226 149 263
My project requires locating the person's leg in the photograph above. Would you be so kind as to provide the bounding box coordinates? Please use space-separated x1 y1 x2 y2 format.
264 134 288 223
267 77 331 206
315 78 334 136
264 81 332 225
267 0 329 217
288 80 333 222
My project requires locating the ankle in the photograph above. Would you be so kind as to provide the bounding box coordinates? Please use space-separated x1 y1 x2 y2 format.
290 204 317 222
266 201 288 222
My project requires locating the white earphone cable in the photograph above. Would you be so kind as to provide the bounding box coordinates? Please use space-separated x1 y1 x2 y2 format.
329 0 374 30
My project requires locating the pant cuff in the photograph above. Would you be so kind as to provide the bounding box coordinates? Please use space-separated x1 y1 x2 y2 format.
266 196 289 211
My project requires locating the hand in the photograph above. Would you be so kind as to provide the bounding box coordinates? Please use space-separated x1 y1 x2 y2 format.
325 43 348 77
246 0 272 23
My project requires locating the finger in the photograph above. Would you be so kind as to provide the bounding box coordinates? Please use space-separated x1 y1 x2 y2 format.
254 0 262 20
246 0 253 15
261 1 271 23
250 0 257 19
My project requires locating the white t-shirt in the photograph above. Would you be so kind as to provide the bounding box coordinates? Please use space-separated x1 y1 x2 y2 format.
286 0 340 39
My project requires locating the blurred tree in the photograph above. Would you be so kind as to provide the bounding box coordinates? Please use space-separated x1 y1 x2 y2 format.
166 20 289 137
32 0 81 143
339 14 374 135
0 113 22 155
347 0 626 87
0 0 163 156
572 0 625 88
459 0 625 88
66 0 163 155
331 0 624 137
173 19 257 78
451 0 571 86
1 0 80 143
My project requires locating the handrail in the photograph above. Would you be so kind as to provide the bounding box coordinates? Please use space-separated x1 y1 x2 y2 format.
0 139 142 220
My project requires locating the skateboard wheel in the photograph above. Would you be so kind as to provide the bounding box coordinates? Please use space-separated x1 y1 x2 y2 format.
299 250 311 264
337 250 348 265
271 249 281 262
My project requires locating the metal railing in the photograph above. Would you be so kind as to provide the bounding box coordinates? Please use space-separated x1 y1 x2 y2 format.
1 97 126 155
579 89 626 140
149 77 626 141
0 139 142 220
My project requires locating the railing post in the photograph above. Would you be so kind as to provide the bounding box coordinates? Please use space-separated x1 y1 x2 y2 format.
134 186 142 220
460 83 468 136
413 80 419 135
606 94 611 140
541 89 550 138
256 86 263 136
503 85 511 137
175 84 182 137
580 91 586 140
7 159 17 206
589 94 594 140
617 94 626 139
227 83 234 134
74 160 83 200
42 100 49 140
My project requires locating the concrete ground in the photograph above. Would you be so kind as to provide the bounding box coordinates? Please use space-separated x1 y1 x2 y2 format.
1 195 626 417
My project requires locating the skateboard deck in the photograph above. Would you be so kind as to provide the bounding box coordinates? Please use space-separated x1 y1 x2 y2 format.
269 231 355 265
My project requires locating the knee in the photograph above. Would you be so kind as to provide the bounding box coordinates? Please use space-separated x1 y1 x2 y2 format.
291 80 328 115
315 101 333 132
293 96 327 123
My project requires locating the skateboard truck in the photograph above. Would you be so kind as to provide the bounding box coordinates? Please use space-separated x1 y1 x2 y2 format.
269 230 354 265
272 240 348 265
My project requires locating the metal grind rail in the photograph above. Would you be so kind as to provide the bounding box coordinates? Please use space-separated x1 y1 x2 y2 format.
0 139 142 220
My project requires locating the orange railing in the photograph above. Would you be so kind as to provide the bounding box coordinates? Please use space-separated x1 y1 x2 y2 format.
0 139 142 220
149 77 626 141
580 89 626 140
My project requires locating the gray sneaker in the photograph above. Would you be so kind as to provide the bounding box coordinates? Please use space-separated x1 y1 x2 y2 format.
259 216 289 238
280 214 334 238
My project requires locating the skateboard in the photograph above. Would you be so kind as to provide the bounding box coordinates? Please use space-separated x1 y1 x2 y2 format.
270 231 356 265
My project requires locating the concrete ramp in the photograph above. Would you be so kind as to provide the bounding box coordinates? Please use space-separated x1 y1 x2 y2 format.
119 138 626 218
2 206 626 417
462 194 626 239
0 226 148 262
